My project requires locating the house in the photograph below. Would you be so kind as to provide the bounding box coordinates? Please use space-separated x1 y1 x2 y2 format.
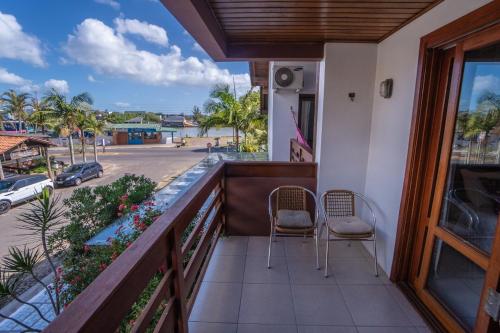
162 114 197 128
124 116 144 124
45 2 500 333
0 135 56 179
107 123 176 145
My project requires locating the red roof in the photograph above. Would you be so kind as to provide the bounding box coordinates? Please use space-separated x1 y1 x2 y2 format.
0 135 56 154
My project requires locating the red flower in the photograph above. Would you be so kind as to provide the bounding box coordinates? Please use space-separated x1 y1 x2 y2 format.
118 204 126 211
127 242 132 248
111 252 119 261
138 222 147 231
120 194 128 201
130 204 139 212
133 214 140 222
99 263 108 271
83 244 91 254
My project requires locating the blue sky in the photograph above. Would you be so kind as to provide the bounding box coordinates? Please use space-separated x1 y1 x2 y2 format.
0 0 250 114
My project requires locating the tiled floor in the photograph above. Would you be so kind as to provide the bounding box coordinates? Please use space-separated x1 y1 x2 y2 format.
189 236 432 333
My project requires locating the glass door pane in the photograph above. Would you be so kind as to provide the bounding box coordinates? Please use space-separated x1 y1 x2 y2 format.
438 42 500 254
426 239 486 330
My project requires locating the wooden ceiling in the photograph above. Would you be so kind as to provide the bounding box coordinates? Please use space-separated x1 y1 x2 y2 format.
212 0 439 44
162 0 442 60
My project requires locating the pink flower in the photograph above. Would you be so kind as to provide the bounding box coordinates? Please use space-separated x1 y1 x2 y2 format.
120 194 128 201
99 263 108 271
118 204 126 211
130 204 139 212
133 214 140 222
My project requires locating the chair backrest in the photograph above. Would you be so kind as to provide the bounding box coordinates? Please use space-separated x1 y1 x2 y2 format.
276 186 307 211
323 190 355 217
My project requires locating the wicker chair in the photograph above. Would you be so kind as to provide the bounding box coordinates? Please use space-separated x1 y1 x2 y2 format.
267 186 320 269
320 190 378 277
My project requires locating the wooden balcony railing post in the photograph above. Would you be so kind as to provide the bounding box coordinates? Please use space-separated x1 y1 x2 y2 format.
168 229 188 333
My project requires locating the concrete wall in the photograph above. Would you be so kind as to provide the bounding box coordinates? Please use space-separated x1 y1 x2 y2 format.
268 61 318 161
363 0 492 273
315 44 377 194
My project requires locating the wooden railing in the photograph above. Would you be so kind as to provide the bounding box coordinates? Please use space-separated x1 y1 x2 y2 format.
44 161 316 333
290 138 313 162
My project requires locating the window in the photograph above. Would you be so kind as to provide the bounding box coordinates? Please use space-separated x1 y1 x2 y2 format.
144 132 157 140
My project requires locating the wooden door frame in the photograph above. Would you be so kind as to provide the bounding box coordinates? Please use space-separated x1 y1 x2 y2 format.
392 0 500 282
391 2 500 330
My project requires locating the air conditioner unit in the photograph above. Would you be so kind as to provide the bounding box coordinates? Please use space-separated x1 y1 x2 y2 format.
272 66 304 92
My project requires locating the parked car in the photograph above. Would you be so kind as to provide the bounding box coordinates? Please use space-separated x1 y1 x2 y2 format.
0 174 54 214
55 162 103 187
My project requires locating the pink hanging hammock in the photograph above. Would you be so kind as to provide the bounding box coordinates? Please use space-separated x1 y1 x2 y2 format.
291 109 312 150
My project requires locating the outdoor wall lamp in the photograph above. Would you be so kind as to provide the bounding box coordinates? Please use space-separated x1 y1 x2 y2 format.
348 92 355 101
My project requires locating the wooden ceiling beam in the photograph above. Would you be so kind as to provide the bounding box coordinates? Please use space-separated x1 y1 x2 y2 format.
228 43 324 61
160 0 228 61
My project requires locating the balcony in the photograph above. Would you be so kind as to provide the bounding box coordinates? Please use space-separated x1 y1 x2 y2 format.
44 162 428 333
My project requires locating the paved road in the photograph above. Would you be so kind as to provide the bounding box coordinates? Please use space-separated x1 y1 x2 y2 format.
0 146 207 259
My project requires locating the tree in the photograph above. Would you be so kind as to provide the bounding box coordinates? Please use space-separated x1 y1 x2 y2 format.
0 188 64 331
45 90 93 165
201 84 243 149
199 85 265 152
29 97 55 134
192 105 204 125
86 115 106 162
1 90 30 133
75 110 92 162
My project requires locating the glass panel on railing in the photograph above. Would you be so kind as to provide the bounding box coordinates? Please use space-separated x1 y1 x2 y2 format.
438 42 500 254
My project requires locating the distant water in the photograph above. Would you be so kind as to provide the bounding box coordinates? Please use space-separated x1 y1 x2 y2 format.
174 127 234 138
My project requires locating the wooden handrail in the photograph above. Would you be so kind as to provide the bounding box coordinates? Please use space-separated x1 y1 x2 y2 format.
44 162 225 333
43 161 317 333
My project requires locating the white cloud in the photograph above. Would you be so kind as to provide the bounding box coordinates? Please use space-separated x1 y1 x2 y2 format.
0 12 45 67
114 18 168 47
63 19 250 94
472 75 500 94
94 0 120 10
44 79 69 94
0 67 30 86
88 74 96 82
114 101 130 107
192 42 206 54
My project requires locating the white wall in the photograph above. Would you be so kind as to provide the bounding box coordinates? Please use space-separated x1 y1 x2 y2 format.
268 61 318 161
315 44 377 194
363 0 492 273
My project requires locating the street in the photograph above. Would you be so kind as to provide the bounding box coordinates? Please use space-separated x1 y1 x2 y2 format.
0 146 207 259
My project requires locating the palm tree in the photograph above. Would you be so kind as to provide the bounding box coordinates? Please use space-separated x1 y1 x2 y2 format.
45 90 93 165
75 111 92 162
1 89 30 133
86 115 106 162
28 97 55 134
201 84 243 149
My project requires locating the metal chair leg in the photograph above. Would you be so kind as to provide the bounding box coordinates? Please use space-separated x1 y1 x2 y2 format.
373 238 379 277
267 230 273 269
324 230 330 277
315 227 320 270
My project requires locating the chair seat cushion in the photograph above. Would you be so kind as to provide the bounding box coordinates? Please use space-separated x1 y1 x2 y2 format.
327 216 373 237
277 209 313 228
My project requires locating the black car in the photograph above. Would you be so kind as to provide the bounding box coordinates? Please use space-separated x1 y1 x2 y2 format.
55 162 103 187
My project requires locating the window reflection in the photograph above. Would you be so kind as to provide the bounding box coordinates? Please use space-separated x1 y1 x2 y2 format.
439 43 500 254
